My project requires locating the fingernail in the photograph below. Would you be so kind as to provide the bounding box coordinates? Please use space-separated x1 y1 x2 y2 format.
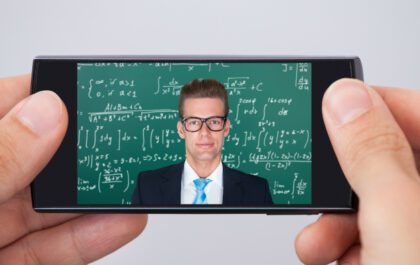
16 91 62 135
325 80 373 125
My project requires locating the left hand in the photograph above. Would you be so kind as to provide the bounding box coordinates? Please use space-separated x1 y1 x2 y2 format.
0 74 148 265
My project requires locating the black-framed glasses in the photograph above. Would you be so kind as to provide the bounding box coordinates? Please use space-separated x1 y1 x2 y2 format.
181 116 227 132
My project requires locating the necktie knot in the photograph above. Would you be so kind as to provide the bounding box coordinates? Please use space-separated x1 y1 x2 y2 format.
193 178 212 191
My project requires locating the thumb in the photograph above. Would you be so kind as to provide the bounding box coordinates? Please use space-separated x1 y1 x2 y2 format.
322 78 418 199
0 91 68 204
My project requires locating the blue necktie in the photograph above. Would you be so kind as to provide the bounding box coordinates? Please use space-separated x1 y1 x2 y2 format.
193 178 212 204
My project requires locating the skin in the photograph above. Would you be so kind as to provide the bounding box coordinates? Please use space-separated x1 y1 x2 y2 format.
0 74 148 265
176 97 230 178
1 74 419 264
295 79 420 265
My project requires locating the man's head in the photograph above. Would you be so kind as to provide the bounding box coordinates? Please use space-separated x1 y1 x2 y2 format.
177 79 230 165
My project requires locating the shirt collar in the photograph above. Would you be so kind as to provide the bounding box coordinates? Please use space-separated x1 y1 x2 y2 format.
182 160 223 188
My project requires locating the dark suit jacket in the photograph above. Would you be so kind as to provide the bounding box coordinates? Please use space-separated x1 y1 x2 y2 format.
131 161 273 205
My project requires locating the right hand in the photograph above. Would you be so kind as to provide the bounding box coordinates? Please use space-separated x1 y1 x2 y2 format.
295 79 420 264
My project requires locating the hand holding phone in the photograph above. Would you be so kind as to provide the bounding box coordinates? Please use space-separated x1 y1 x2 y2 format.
1 68 419 264
295 79 420 264
0 74 147 264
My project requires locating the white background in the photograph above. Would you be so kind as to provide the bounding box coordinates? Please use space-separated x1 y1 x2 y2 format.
1 0 418 264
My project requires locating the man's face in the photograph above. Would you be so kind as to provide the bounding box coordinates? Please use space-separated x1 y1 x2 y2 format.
177 97 230 164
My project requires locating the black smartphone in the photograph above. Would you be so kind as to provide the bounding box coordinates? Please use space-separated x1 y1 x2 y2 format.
31 56 362 214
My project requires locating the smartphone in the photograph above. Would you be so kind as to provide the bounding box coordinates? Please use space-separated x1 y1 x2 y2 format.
31 55 361 214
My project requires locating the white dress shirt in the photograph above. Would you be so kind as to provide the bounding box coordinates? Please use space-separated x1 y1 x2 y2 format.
180 160 223 204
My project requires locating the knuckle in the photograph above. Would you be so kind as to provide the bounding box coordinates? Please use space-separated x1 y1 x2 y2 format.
343 124 410 170
69 222 89 264
0 129 21 195
22 235 42 265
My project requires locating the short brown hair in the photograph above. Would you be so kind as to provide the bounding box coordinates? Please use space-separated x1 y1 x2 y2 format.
178 79 229 118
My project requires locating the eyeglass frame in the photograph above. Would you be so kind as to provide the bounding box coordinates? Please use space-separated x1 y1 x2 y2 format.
181 116 228 132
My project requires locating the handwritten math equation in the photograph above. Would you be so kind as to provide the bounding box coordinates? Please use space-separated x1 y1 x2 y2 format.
77 62 312 205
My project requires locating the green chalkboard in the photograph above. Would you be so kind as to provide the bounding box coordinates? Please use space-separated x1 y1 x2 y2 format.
77 62 312 204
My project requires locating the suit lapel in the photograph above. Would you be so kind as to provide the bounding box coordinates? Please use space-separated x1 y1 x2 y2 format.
160 161 183 204
222 164 243 204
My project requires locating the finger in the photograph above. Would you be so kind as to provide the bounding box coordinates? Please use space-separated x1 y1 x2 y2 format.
371 85 420 151
295 214 358 265
337 245 361 265
0 74 31 119
322 78 419 198
371 86 420 174
0 90 68 204
0 187 80 248
415 150 420 175
0 214 148 265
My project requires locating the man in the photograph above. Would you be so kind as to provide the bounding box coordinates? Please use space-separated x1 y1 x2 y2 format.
132 78 273 205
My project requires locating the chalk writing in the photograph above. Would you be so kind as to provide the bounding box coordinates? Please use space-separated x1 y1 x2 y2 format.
77 62 312 205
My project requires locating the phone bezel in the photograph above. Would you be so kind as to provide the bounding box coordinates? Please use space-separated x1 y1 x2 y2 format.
30 56 362 214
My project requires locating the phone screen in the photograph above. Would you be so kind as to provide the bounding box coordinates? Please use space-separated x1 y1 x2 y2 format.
76 62 311 205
